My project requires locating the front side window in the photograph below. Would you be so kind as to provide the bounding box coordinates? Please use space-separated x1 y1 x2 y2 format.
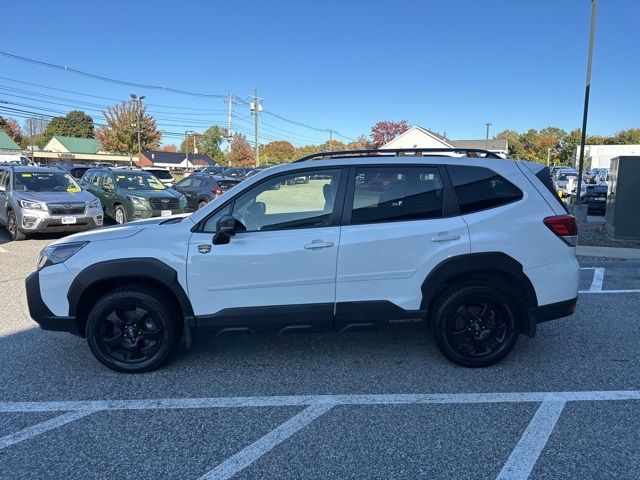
448 165 523 214
13 172 81 193
231 169 342 232
0 170 8 189
350 166 444 224
176 177 192 188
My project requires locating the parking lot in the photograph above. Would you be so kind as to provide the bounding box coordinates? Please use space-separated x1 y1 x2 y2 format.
1 230 639 479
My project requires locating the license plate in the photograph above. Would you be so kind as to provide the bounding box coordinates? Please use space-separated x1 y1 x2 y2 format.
161 210 172 217
61 216 77 225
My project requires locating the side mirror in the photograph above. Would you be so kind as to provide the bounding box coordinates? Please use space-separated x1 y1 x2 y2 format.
0 185 6 193
213 214 246 245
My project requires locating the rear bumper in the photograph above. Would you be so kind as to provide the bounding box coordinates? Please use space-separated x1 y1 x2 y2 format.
25 271 80 335
529 297 578 325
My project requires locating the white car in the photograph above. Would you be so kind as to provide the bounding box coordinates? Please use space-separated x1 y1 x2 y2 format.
26 148 580 372
552 167 579 197
142 167 175 187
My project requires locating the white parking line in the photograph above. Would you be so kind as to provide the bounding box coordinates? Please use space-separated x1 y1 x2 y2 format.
1 390 639 413
199 404 333 480
0 409 97 451
496 400 566 480
579 266 640 294
0 246 8 253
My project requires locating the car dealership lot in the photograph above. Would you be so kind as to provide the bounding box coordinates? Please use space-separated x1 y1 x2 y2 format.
1 232 639 479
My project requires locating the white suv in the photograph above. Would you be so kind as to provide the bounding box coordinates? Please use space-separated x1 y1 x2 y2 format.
25 149 580 373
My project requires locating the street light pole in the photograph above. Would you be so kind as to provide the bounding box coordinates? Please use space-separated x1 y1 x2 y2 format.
485 123 492 150
576 0 598 206
130 94 145 166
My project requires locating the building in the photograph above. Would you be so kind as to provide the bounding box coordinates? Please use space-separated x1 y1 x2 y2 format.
19 135 131 165
136 150 216 171
0 130 21 152
381 126 509 157
43 136 101 155
574 144 640 170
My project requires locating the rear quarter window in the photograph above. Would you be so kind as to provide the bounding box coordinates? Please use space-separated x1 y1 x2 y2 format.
448 165 523 214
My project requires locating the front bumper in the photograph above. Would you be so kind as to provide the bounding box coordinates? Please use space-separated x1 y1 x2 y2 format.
25 271 80 335
18 206 104 234
529 297 578 325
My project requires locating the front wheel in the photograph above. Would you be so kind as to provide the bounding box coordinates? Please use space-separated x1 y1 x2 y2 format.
114 205 127 224
86 287 181 373
7 210 27 241
430 284 519 368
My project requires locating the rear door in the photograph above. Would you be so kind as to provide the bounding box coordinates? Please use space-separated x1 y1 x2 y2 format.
0 170 9 223
335 165 470 325
175 176 198 210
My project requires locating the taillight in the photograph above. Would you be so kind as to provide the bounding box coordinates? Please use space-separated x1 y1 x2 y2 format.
544 214 578 246
211 188 222 196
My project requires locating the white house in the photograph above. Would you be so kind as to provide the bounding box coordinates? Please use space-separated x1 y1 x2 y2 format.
382 126 508 157
574 144 640 170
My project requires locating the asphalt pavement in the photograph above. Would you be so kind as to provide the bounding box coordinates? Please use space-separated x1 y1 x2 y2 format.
1 229 639 479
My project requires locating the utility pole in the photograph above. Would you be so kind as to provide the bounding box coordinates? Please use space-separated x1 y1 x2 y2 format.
485 123 492 150
576 0 598 206
226 94 234 152
328 129 334 151
250 89 262 167
28 118 34 163
185 130 192 167
547 147 552 167
130 93 145 165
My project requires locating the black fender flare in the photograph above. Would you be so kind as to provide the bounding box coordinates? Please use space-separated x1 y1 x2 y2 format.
67 258 196 344
420 252 538 329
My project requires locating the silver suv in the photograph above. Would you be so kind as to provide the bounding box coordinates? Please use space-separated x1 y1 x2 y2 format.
0 165 104 240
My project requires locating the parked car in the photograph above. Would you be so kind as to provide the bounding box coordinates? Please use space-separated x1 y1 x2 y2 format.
222 167 252 180
142 167 175 187
570 184 608 215
0 154 37 166
552 167 579 197
52 163 92 181
173 173 240 211
199 166 225 176
81 168 187 224
0 165 103 240
585 168 608 184
26 149 580 373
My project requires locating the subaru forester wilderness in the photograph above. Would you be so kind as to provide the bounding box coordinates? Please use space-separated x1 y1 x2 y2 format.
26 149 580 373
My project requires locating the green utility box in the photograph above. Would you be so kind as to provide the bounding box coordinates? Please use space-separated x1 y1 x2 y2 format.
605 156 640 240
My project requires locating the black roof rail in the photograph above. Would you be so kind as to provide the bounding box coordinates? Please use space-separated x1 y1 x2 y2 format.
293 148 503 163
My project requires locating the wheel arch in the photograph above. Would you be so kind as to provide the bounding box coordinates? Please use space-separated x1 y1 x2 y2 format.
68 258 195 338
420 252 538 336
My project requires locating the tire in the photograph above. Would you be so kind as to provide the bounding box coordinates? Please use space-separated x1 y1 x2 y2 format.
114 205 127 224
85 286 181 373
198 200 208 210
7 210 27 241
430 284 519 368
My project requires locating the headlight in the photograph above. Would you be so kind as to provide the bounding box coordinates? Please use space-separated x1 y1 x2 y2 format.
126 195 147 204
178 195 187 206
89 199 101 208
18 200 46 210
37 242 89 270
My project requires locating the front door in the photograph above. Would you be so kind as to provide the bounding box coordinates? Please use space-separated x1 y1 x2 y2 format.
335 165 470 327
0 170 9 223
187 168 345 331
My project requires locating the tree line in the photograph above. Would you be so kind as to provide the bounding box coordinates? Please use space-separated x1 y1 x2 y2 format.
2 103 639 168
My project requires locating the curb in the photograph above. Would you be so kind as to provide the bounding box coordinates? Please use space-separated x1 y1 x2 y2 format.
576 245 640 260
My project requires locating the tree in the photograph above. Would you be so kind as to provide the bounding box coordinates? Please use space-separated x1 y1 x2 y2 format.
613 129 640 144
295 144 321 159
43 110 94 142
202 126 228 163
370 120 409 148
95 99 162 154
23 116 49 136
347 134 372 150
318 139 346 151
261 140 296 165
496 129 525 159
225 133 254 167
0 116 23 145
161 144 178 152
180 133 205 154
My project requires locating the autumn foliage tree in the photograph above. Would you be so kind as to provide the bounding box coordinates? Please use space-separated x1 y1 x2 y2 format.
261 140 296 165
370 120 409 148
95 99 162 154
43 111 94 143
0 116 23 145
225 133 254 167
160 144 178 152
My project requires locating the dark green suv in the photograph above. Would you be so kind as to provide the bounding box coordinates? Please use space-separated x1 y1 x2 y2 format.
81 168 188 224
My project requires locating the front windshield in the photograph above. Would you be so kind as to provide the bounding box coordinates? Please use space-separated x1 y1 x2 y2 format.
13 171 82 193
114 172 166 190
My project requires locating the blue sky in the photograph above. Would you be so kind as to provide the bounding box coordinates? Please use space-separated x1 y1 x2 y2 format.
1 0 638 146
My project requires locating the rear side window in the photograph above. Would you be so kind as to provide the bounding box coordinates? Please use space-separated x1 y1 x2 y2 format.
351 166 444 224
448 165 523 214
534 166 567 212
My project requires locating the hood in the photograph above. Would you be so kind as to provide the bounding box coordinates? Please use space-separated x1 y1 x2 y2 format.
48 214 194 247
115 187 183 199
15 190 97 204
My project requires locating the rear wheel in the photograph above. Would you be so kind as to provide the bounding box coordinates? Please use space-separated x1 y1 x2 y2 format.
86 287 181 373
114 205 127 224
198 200 208 210
7 210 27 241
431 284 519 368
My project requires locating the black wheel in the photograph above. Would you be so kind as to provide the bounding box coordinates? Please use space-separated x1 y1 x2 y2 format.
198 200 208 210
7 210 27 241
431 284 519 368
114 205 127 224
86 287 181 373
